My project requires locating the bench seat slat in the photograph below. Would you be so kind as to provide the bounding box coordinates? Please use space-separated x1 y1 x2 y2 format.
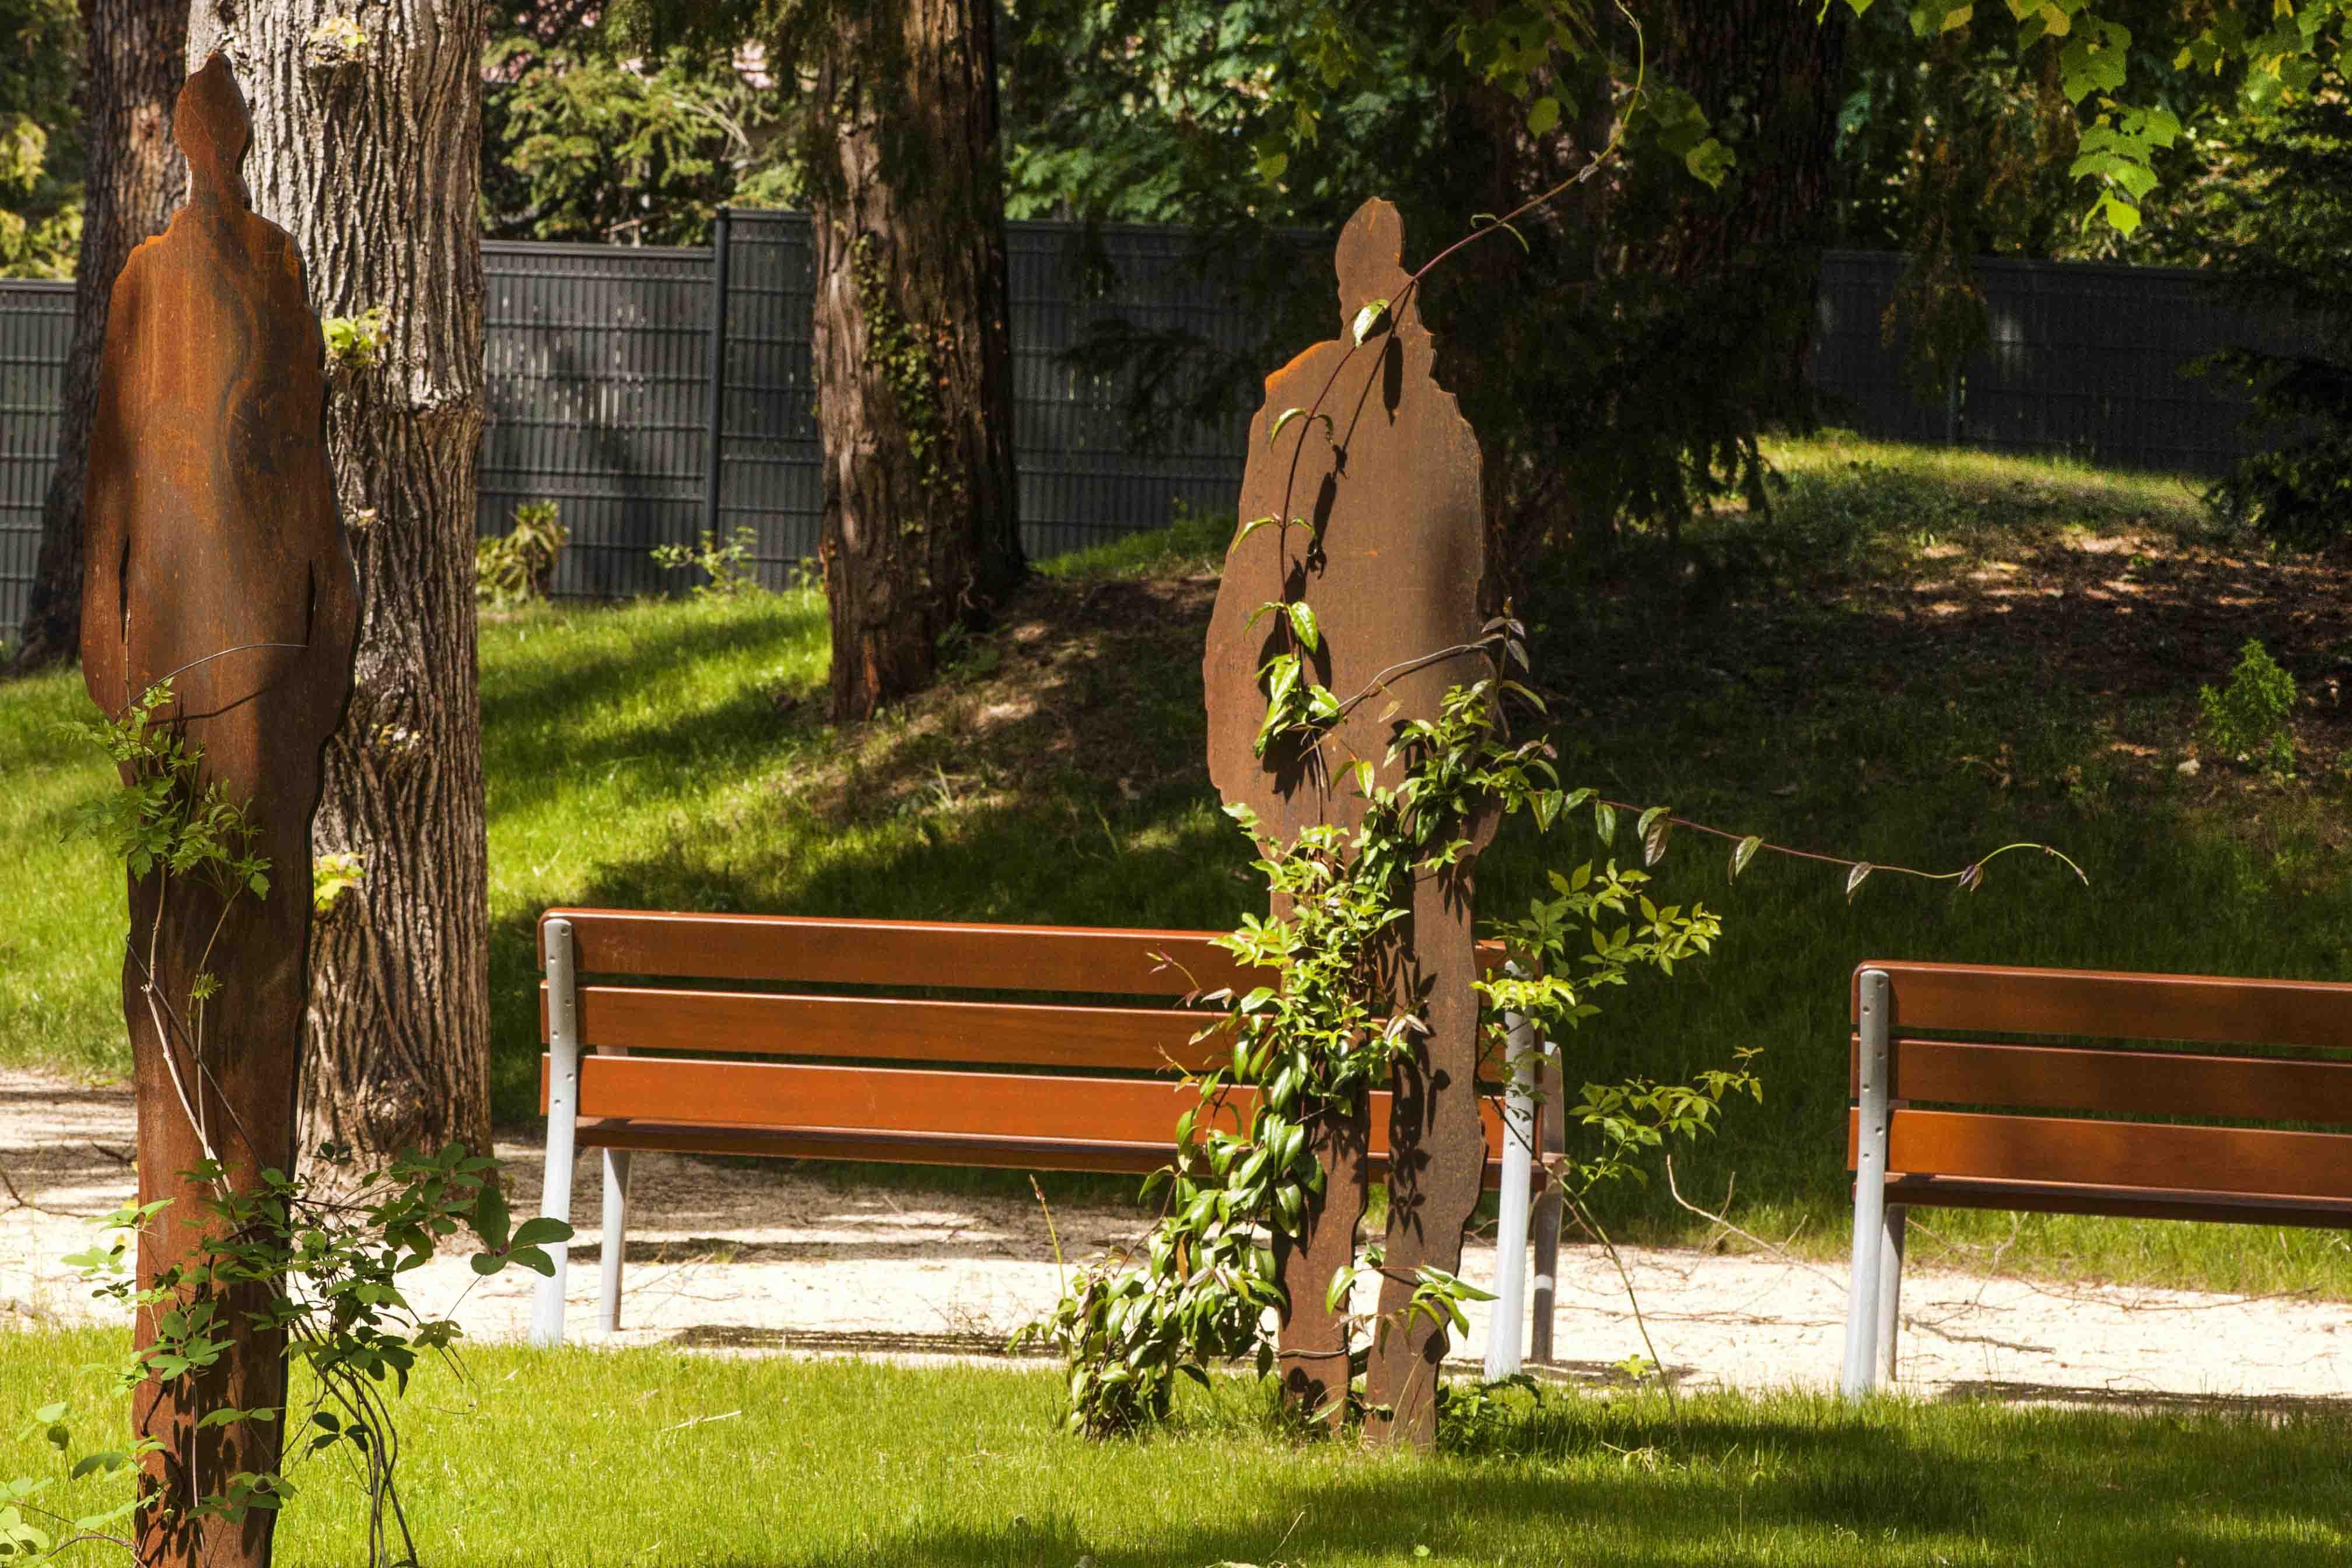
561 985 1228 1072
1875 1174 2352 1230
547 1054 1509 1169
1855 960 2352 1051
1851 1037 2352 1126
1847 1106 2352 1203
544 909 1247 995
572 1119 1516 1189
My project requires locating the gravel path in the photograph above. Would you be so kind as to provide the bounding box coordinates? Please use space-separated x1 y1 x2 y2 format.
6 1068 2349 1409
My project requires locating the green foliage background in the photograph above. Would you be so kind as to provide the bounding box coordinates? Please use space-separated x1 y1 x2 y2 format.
0 0 80 278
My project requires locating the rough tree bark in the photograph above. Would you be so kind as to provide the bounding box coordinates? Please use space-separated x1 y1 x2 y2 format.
10 0 187 673
186 2 494 1169
806 0 1024 722
1649 0 1851 400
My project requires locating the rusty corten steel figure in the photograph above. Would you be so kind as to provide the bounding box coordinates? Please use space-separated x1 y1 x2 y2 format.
1202 198 1494 1448
79 55 357 1568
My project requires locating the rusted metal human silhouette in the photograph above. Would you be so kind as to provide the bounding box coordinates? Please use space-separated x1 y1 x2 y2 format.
1202 198 1493 1448
80 55 358 1568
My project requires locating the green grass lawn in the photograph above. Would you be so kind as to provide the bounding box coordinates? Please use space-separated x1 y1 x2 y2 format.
9 433 2352 1292
4 1330 2348 1566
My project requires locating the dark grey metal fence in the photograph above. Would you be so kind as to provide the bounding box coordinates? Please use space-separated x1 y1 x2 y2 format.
1812 250 2306 474
1 279 71 649
478 212 1268 607
0 235 2316 648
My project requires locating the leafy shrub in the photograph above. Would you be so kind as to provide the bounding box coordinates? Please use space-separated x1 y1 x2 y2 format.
2188 91 2352 545
321 304 389 370
2199 638 2298 775
652 524 764 598
475 500 568 608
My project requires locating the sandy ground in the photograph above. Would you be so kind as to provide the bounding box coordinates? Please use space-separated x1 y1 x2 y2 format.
5 1068 2350 1409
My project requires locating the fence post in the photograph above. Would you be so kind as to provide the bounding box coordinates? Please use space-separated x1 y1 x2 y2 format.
704 205 732 546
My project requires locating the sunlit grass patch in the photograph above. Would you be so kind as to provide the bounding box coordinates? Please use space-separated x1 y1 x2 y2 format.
1 1331 2347 1566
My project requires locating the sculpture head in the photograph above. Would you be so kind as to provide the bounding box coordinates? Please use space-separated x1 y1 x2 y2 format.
174 54 252 208
1332 199 1410 332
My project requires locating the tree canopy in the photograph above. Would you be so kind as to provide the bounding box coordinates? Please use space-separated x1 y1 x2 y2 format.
0 0 82 278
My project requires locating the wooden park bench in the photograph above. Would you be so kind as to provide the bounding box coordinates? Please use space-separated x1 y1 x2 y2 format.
1842 959 2352 1396
527 908 1564 1348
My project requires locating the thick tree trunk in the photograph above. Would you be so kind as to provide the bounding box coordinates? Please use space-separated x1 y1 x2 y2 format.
1650 0 1851 400
186 3 494 1168
808 0 1023 722
9 0 186 673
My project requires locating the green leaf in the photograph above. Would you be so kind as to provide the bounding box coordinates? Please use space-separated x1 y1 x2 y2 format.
1351 298 1390 346
476 1180 510 1250
1592 800 1617 845
1637 807 1672 867
510 1216 572 1248
1230 514 1280 553
2093 190 2143 236
1730 835 1762 880
1684 137 1735 188
1846 862 1874 902
1287 599 1320 654
1526 94 1561 136
1269 407 1306 446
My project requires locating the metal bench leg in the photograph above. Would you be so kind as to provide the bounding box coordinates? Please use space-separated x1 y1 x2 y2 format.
1528 1045 1563 1365
1841 968 1892 1401
1485 1004 1536 1380
600 1149 632 1334
1876 1203 1908 1386
530 916 580 1348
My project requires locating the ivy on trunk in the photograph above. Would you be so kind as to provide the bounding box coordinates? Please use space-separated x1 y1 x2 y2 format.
804 0 1024 720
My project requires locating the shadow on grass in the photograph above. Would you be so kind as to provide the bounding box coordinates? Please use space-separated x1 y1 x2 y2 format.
692 1395 2351 1566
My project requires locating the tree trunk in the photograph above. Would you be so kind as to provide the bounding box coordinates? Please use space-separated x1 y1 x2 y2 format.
9 0 186 674
1650 0 1851 402
807 0 1024 723
186 2 494 1169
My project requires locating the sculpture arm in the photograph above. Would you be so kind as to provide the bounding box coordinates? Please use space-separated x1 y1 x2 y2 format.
78 258 146 715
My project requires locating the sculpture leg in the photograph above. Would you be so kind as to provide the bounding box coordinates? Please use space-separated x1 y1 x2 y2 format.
1364 880 1487 1448
1274 1096 1368 1423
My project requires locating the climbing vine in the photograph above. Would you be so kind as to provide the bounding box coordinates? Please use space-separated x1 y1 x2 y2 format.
0 681 568 1564
849 232 961 513
1024 638 1760 1437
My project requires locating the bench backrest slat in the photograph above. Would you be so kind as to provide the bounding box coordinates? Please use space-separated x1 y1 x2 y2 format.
1854 1037 2352 1127
1851 1107 2352 1203
543 908 1247 996
1854 959 2352 1051
561 985 1228 1073
540 984 1516 1080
